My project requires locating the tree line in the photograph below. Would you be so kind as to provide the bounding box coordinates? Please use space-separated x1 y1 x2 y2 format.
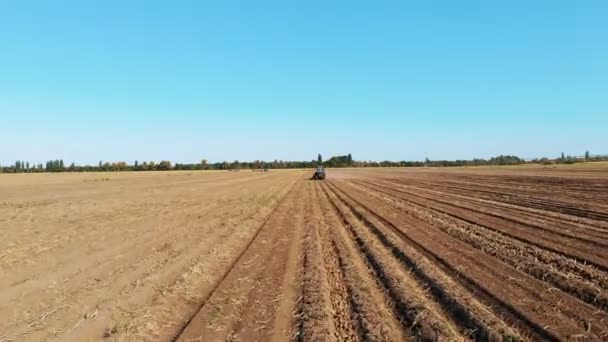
1 151 606 173
0 158 323 173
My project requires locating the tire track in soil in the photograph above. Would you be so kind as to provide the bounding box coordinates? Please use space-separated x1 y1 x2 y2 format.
292 181 414 342
292 182 365 342
313 182 407 342
308 183 364 341
171 176 302 342
270 188 308 342
221 187 306 341
291 184 342 342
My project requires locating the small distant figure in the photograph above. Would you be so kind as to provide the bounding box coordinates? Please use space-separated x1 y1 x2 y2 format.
312 166 326 180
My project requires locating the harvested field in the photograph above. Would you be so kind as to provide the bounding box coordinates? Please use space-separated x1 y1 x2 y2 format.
1 166 608 341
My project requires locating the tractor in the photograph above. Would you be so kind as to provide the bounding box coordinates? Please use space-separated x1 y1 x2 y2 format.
312 166 326 180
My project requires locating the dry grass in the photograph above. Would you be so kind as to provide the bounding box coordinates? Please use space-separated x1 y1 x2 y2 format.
0 170 303 341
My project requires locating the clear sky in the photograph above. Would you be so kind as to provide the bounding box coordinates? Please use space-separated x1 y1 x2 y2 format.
1 1 606 165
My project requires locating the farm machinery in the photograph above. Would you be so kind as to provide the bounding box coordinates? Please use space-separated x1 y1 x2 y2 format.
312 166 326 180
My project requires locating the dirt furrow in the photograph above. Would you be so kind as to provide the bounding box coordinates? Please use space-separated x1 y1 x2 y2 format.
348 180 608 312
324 182 525 341
292 185 339 342
173 176 304 341
387 177 608 222
330 180 608 340
408 173 608 202
311 186 365 342
315 183 410 341
404 181 608 232
381 179 608 240
321 183 489 340
361 179 608 272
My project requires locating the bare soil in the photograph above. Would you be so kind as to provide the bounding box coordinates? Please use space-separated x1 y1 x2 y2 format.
1 166 607 341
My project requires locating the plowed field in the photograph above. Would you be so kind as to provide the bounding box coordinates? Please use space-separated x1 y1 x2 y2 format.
2 167 607 341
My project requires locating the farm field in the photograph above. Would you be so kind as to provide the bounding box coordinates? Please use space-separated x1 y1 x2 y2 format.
1 166 608 341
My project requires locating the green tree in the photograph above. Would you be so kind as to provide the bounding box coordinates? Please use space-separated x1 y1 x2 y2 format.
585 150 590 160
561 152 565 161
317 154 323 164
158 160 172 170
200 159 208 170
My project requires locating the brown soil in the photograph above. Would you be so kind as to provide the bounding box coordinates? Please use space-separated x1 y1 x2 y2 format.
1 166 607 341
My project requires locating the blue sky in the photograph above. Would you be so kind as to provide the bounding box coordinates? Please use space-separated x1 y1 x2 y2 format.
1 1 606 165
